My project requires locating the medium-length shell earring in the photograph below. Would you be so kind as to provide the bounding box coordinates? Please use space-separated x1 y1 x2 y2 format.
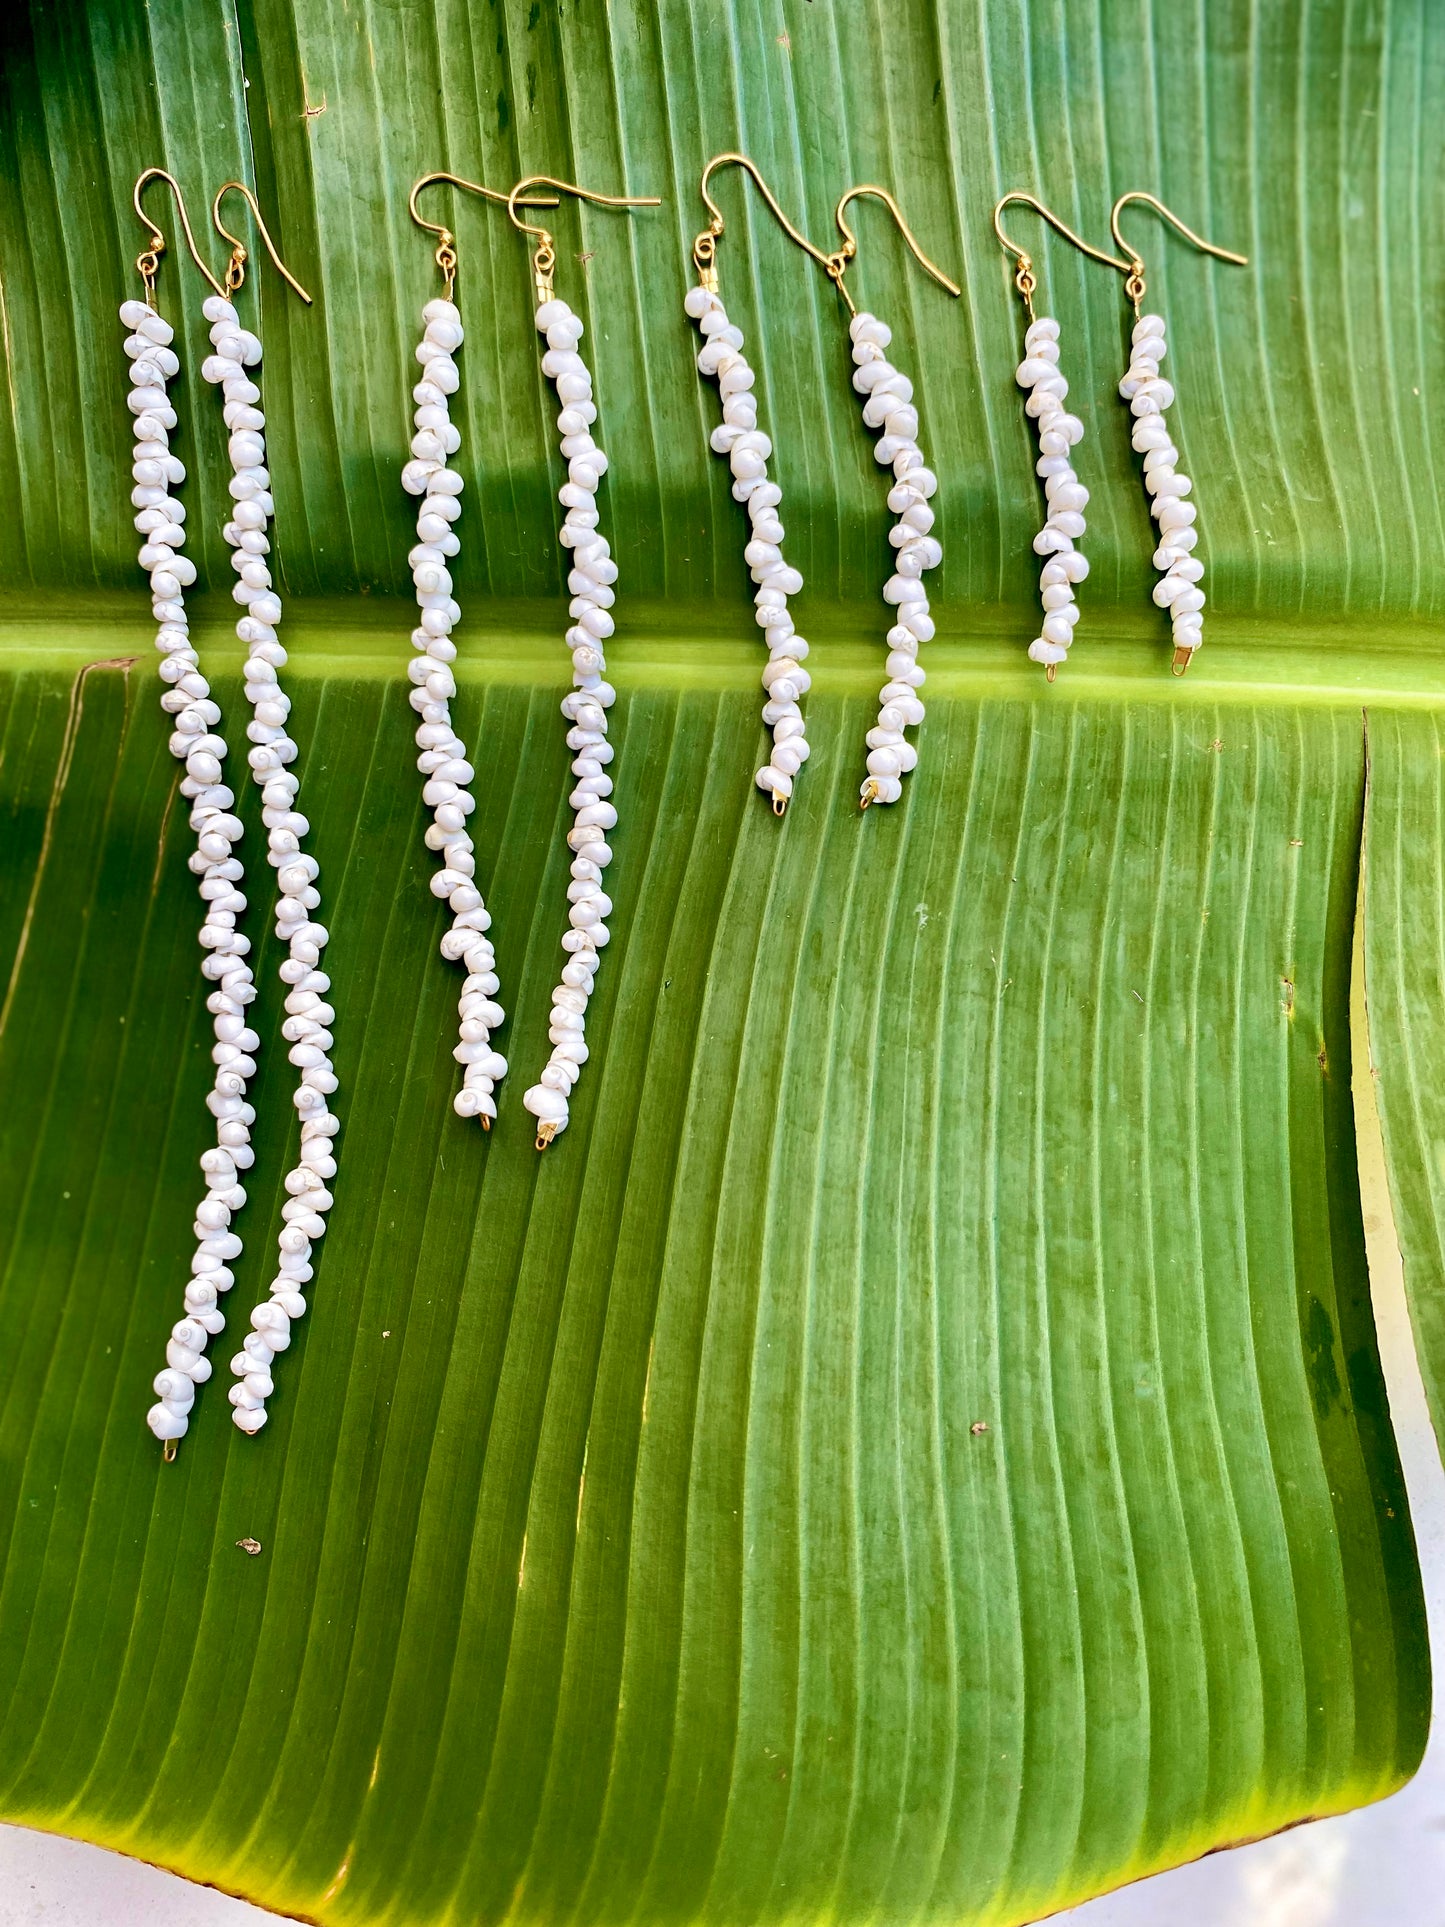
1109 192 1248 675
684 154 817 816
503 175 659 1151
992 193 1130 681
199 183 322 1436
686 159 959 814
823 186 959 807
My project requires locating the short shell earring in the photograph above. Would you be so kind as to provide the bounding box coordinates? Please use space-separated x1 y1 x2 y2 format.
685 154 819 816
992 194 1129 681
824 188 960 806
504 175 660 1151
126 172 248 1456
199 184 324 1436
404 173 560 1133
1109 192 1248 675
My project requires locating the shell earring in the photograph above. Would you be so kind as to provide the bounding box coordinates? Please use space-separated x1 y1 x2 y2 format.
1109 192 1248 675
403 173 561 1135
199 183 326 1436
127 172 251 1456
823 187 959 806
503 176 659 1150
992 194 1129 681
686 155 818 816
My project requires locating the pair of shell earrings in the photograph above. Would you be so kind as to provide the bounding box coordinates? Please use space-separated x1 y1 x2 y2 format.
994 190 1248 681
685 153 962 815
123 170 330 1452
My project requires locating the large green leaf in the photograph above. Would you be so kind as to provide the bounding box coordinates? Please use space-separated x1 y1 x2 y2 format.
2 0 1442 1921
0 642 1425 1924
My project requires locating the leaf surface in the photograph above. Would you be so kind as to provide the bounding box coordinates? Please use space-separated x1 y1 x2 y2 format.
0 651 1425 1924
0 0 1441 1919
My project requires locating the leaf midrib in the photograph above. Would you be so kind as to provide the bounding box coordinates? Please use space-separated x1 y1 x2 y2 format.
5 596 1445 710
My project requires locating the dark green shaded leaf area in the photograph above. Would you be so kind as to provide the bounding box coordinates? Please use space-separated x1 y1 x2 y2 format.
1 0 1442 1920
0 657 1426 1925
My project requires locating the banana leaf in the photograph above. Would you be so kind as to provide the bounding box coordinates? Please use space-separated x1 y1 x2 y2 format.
1 2 1442 1923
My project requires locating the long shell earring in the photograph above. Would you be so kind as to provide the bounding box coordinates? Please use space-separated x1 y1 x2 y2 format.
822 187 960 806
127 173 250 1457
1109 193 1247 675
685 154 816 816
402 173 561 1133
502 176 660 1150
992 194 1129 681
199 185 322 1436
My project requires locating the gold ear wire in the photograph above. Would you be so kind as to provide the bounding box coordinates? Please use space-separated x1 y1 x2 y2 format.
409 172 560 299
830 185 961 317
132 167 226 302
993 192 1131 321
211 181 312 304
693 152 834 295
1109 191 1248 312
506 175 661 305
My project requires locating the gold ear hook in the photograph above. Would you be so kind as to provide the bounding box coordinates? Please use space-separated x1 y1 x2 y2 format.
506 175 661 306
993 192 1130 322
132 167 226 302
693 152 834 295
409 172 560 300
1109 191 1247 312
831 185 961 318
211 181 313 304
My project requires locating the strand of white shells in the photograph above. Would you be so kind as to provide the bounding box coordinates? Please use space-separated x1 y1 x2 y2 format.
124 296 258 1449
1015 315 1090 671
401 297 507 1127
199 292 338 1436
521 296 619 1147
848 311 937 805
1119 313 1205 660
684 282 810 812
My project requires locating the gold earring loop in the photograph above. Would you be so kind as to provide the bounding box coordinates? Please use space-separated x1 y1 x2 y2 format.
993 192 1132 273
831 184 961 318
408 172 560 298
693 152 834 294
1109 191 1248 310
132 167 226 301
506 175 661 305
993 191 1131 320
211 181 313 304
